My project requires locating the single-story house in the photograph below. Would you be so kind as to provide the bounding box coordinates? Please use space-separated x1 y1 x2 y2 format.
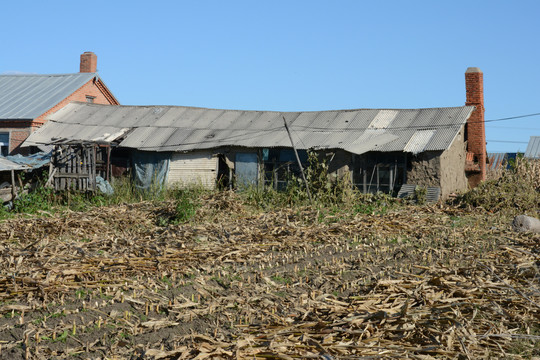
22 67 487 199
0 52 119 154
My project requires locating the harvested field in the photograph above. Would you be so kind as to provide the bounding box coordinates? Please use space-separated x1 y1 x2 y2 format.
0 191 538 359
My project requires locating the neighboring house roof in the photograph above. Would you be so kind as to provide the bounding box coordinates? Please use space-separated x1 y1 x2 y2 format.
524 136 540 159
0 73 109 119
23 102 474 155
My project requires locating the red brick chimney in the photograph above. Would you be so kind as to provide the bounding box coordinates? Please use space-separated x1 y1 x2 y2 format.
80 52 97 73
465 67 486 187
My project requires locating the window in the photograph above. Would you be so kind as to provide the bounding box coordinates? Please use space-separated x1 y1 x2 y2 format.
0 133 9 156
86 95 95 103
353 153 406 195
262 148 308 190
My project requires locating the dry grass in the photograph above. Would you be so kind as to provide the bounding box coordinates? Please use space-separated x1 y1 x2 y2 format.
456 157 540 216
0 190 537 359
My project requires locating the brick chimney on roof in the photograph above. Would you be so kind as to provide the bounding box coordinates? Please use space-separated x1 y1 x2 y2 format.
80 52 97 73
465 67 486 187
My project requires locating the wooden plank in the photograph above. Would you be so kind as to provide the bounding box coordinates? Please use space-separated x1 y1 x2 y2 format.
92 145 96 191
54 174 90 179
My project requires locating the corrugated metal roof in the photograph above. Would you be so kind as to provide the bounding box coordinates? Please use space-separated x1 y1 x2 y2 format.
524 136 540 159
23 102 474 155
0 157 29 171
0 73 97 119
487 153 508 170
404 129 436 154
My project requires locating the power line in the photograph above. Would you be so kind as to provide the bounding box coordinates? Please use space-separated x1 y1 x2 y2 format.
489 126 540 130
487 140 529 144
485 112 540 122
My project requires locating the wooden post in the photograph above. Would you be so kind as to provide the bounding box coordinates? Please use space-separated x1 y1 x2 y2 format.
282 116 312 204
10 170 16 200
106 146 111 181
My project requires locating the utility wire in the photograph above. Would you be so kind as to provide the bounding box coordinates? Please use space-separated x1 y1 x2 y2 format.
487 140 529 144
485 112 540 122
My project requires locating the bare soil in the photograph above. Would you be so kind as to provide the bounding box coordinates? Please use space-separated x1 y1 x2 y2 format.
0 192 538 359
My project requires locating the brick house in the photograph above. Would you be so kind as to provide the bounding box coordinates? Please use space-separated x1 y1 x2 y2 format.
0 52 119 154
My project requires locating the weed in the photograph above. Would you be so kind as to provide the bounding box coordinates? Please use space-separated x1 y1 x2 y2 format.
75 289 88 299
12 174 55 214
160 276 173 287
507 325 540 357
48 311 65 319
414 186 427 205
271 275 291 285
4 311 19 318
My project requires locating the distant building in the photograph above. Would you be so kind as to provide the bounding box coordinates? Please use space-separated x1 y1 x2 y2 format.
524 136 540 159
0 52 119 154
487 153 517 171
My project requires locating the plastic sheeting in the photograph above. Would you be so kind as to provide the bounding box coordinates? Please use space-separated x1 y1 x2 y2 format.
5 152 51 170
132 151 170 190
96 176 114 195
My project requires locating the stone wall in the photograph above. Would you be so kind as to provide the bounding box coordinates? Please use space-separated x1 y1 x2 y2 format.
407 151 442 189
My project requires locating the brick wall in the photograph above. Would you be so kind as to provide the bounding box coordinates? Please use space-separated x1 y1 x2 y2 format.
465 67 486 187
80 52 97 73
0 121 33 154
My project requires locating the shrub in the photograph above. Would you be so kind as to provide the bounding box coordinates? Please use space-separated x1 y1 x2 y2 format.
169 187 204 224
13 175 56 214
454 157 540 214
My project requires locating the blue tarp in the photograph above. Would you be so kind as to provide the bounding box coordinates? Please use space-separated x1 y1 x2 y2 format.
6 152 51 169
132 151 170 190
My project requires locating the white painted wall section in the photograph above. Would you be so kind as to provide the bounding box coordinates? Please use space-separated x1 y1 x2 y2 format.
167 152 218 189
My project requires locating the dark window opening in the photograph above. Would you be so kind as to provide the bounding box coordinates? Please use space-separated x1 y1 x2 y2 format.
353 153 407 195
262 148 308 190
0 133 9 156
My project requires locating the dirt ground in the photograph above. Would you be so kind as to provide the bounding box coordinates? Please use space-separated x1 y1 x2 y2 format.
0 192 538 359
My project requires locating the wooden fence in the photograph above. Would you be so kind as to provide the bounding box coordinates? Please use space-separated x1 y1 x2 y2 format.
51 144 111 192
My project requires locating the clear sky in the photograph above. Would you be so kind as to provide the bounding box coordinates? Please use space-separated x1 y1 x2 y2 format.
2 0 539 153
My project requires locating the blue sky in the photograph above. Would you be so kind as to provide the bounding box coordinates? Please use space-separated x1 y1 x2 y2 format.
2 0 539 153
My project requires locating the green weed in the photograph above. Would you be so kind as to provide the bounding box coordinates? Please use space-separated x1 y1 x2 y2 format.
271 275 291 285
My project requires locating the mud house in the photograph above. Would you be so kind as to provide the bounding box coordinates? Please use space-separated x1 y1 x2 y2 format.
22 68 487 199
0 52 119 154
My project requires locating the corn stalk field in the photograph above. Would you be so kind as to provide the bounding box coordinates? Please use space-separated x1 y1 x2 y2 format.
0 191 538 359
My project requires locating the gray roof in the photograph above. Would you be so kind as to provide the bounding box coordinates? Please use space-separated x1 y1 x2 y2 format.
23 102 474 155
0 157 31 171
524 136 540 158
0 73 98 119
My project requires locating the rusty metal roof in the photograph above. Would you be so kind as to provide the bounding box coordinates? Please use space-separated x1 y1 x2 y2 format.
23 102 474 155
